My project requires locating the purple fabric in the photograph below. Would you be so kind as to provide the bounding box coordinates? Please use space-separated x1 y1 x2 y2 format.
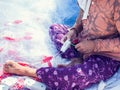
36 24 120 90
37 55 120 90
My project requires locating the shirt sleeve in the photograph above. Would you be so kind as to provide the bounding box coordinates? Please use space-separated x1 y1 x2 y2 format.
93 0 120 60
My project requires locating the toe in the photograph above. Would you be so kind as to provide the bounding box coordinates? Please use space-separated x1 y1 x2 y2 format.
3 64 9 73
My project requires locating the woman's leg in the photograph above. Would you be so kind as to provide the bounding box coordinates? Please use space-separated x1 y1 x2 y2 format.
3 55 120 90
3 60 37 78
36 55 120 90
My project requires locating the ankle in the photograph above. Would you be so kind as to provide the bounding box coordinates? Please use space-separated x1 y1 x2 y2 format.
23 67 37 78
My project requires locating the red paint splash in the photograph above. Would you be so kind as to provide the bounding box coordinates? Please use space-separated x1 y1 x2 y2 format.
3 36 16 41
18 62 29 67
42 56 53 67
13 20 23 24
42 56 53 63
23 36 32 40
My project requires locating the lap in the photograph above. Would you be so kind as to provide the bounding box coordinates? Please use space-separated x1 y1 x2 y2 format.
37 55 120 90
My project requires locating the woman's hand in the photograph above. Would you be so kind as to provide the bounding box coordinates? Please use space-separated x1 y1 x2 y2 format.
61 29 78 43
75 40 96 54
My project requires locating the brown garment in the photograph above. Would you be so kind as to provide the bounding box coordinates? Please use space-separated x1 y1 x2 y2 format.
79 0 120 60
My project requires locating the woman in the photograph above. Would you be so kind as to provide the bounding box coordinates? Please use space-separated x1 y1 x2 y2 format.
3 0 120 90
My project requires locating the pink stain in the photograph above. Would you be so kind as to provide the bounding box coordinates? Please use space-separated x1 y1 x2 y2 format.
48 62 52 67
3 36 16 41
0 71 12 82
15 56 23 61
8 50 17 56
42 56 53 67
0 47 3 52
42 56 53 63
23 32 33 40
12 78 24 89
13 20 22 24
25 32 32 35
18 62 29 67
23 36 32 40
0 64 2 67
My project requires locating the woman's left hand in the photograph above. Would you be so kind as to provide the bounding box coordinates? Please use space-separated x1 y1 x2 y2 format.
75 40 95 54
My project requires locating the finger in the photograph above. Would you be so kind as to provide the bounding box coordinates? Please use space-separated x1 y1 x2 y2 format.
75 43 81 49
61 36 67 43
3 64 9 72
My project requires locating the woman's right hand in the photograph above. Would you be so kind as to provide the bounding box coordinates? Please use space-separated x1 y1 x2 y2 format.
61 29 78 43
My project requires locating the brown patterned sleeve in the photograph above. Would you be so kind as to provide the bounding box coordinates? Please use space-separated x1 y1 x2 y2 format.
93 0 120 58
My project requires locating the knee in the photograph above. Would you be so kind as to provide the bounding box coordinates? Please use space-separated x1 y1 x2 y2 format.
49 23 60 34
49 24 69 42
49 24 69 35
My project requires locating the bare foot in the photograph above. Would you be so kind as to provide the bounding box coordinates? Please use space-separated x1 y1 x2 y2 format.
3 60 26 75
3 60 37 77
